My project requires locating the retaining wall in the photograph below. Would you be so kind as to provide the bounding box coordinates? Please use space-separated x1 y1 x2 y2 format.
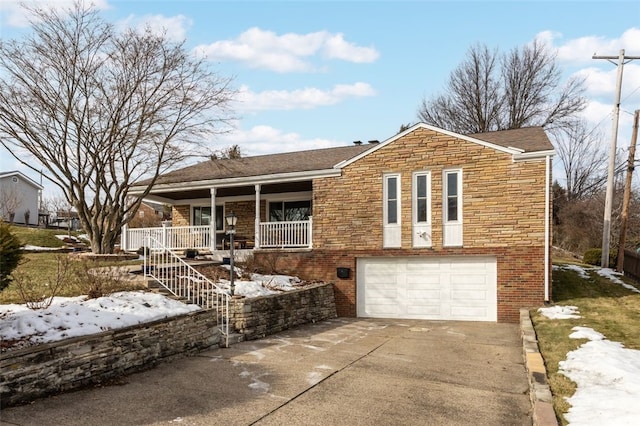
1 309 219 408
1 283 337 407
229 282 337 340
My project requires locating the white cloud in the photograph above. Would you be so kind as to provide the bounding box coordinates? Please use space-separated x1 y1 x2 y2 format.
0 0 109 27
117 14 193 42
538 28 640 65
235 83 376 112
218 125 345 156
194 27 379 73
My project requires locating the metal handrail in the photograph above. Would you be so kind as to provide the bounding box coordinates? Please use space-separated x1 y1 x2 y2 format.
143 236 230 347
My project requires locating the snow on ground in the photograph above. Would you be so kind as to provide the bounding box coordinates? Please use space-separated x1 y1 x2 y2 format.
539 265 640 425
0 271 302 348
596 268 640 294
553 263 592 279
538 305 581 319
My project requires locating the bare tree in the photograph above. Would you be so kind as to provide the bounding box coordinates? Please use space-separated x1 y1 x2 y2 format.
419 44 502 133
0 184 22 223
209 144 243 160
549 122 608 200
0 3 235 253
418 40 586 133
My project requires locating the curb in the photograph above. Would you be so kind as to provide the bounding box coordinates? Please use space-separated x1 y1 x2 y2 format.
520 308 558 426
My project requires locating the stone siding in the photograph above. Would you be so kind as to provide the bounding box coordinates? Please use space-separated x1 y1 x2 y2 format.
1 309 220 408
229 283 337 340
171 204 190 227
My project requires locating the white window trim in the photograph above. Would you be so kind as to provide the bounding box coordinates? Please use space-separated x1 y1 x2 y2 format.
412 171 432 248
443 168 463 247
383 173 401 248
412 171 431 225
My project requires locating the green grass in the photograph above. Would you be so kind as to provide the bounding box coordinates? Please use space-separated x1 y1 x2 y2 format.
0 252 144 304
532 262 640 425
8 225 82 248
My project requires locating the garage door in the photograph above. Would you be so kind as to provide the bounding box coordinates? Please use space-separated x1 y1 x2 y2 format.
356 257 497 321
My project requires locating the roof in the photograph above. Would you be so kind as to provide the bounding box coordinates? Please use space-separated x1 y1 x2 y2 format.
148 144 372 186
468 126 553 153
0 170 44 190
141 125 553 188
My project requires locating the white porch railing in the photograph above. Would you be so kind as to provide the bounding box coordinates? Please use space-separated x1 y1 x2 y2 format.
259 218 312 248
122 219 312 252
123 224 212 252
143 236 230 346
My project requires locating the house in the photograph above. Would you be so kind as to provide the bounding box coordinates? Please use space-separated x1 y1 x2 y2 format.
128 201 171 228
126 123 553 323
0 170 42 226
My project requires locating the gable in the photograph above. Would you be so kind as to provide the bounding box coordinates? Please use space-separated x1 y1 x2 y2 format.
0 171 43 191
335 123 554 169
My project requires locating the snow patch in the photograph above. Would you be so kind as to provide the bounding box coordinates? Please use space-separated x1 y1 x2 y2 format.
538 305 581 319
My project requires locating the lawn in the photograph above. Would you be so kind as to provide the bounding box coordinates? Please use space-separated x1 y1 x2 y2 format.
1 253 143 305
8 225 81 248
531 261 640 425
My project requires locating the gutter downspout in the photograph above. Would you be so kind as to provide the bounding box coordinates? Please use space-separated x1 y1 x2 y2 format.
544 154 551 302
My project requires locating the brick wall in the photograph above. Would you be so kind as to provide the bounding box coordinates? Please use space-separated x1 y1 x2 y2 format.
229 283 336 340
256 247 545 323
270 127 551 323
0 310 220 408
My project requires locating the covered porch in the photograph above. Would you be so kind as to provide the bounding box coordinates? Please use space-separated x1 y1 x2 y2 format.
121 180 315 253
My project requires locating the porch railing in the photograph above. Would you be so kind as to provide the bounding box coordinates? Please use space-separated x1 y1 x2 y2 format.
143 236 230 346
122 219 312 252
123 224 212 252
259 218 312 248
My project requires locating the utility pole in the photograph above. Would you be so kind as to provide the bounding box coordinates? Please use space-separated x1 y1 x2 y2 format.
616 110 639 272
593 50 640 268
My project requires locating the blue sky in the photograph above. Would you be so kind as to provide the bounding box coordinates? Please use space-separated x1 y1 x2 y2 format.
1 0 639 196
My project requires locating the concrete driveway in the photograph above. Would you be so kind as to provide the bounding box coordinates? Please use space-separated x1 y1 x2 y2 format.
0 318 531 426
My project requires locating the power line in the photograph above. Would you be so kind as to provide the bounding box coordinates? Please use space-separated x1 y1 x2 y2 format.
592 50 640 268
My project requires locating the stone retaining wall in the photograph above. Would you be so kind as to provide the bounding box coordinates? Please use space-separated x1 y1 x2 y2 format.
0 309 220 408
229 283 337 340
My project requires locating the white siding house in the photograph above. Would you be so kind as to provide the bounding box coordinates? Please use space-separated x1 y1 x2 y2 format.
0 171 43 225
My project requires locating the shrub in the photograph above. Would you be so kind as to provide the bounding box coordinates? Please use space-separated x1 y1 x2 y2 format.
12 255 70 308
583 248 617 266
0 222 23 292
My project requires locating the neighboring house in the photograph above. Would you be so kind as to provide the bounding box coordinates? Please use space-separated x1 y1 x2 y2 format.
0 171 42 226
128 201 171 228
126 123 554 323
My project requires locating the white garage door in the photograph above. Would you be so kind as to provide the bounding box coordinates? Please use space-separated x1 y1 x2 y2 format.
357 257 497 321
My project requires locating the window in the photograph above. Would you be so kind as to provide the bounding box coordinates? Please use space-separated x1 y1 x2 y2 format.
412 171 432 247
443 169 462 246
446 172 459 222
383 174 401 248
414 172 430 224
193 205 224 230
385 175 399 225
268 200 311 221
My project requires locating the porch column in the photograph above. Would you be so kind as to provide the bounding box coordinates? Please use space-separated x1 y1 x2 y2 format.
121 223 128 252
210 187 216 252
254 184 261 249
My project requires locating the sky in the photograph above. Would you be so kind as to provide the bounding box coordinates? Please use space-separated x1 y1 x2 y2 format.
1 0 639 198
1 259 639 423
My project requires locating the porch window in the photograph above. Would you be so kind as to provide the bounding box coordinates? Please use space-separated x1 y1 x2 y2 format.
268 200 311 222
443 169 463 246
193 206 224 230
383 173 401 248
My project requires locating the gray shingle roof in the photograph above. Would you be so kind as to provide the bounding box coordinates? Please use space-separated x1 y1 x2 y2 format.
147 126 552 186
151 144 372 185
468 126 553 153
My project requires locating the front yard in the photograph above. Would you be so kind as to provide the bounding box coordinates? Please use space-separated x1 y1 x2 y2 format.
532 262 640 425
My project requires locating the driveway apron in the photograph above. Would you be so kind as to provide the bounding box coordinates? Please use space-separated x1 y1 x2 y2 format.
0 318 531 426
